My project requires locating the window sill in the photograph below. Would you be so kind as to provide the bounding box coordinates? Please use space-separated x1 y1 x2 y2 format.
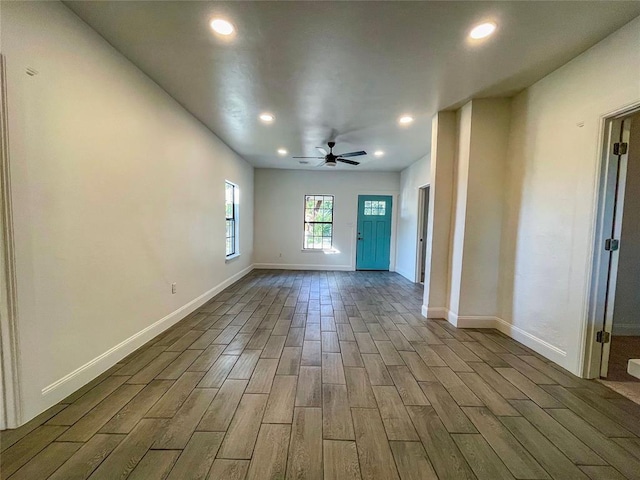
301 248 340 254
225 253 241 263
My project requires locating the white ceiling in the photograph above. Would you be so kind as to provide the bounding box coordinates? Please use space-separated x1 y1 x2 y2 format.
65 1 640 172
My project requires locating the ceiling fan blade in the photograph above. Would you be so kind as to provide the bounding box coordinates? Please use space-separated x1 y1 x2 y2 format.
293 156 324 159
316 160 327 167
337 158 360 166
338 150 367 158
316 147 328 155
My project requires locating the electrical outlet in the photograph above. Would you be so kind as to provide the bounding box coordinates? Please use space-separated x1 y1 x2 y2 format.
171 283 177 294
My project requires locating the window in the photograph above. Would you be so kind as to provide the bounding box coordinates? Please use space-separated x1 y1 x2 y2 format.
303 195 334 249
364 200 386 216
225 181 238 257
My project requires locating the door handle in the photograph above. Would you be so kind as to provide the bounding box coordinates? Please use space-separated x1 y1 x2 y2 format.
357 233 363 241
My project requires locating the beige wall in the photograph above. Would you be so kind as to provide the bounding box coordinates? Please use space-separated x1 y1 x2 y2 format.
396 155 431 281
422 16 640 375
253 169 399 271
500 16 640 373
3 1 254 423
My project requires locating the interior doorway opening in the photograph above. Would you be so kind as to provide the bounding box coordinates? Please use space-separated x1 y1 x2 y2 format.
415 185 430 284
586 105 640 399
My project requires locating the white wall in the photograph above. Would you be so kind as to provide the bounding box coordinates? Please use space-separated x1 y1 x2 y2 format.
613 111 640 336
3 1 254 423
254 169 399 271
396 155 430 281
500 16 640 375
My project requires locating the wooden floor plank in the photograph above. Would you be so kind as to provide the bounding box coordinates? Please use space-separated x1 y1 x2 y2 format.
87 419 164 480
197 379 247 431
166 431 224 480
406 405 475 480
510 400 606 466
420 382 476 433
7 271 637 480
500 416 588 480
295 366 322 407
452 434 515 480
322 384 355 440
48 434 124 480
324 440 362 480
246 424 291 480
372 385 419 441
217 394 268 459
145 371 205 418
100 380 173 434
127 449 180 480
246 358 279 393
228 349 261 380
344 367 377 408
208 459 250 479
286 408 323 480
7 441 82 480
351 408 400 480
462 407 549 479
263 375 297 423
153 387 217 449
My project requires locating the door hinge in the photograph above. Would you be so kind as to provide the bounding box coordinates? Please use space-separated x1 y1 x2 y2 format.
604 238 619 251
613 142 628 155
596 330 611 344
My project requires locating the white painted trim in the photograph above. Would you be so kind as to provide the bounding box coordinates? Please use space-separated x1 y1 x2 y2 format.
582 101 640 378
612 324 640 336
494 317 567 367
421 304 567 367
0 54 21 430
254 263 353 271
422 305 447 320
41 265 255 403
452 315 499 329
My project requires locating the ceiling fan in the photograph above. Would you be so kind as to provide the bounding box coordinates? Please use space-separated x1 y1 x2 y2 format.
293 141 366 167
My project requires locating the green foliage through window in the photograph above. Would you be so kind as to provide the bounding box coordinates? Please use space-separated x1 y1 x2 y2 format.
304 195 334 249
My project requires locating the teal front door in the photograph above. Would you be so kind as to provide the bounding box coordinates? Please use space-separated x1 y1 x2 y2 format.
356 195 392 270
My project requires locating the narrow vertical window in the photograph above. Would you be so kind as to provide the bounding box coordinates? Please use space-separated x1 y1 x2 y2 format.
303 194 334 250
225 181 238 257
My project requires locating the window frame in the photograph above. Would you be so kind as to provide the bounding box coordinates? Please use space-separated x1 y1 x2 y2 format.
302 194 335 251
225 181 239 258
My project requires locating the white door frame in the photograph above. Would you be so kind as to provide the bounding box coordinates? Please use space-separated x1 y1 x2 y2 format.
0 54 21 430
583 102 640 379
414 184 430 283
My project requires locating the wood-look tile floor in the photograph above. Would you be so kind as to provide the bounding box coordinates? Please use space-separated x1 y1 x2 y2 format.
3 270 640 480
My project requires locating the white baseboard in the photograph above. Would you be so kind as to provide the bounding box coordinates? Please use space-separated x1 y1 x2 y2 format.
451 314 499 329
421 305 567 367
612 324 640 336
254 263 353 271
422 305 448 320
41 264 255 404
492 317 567 366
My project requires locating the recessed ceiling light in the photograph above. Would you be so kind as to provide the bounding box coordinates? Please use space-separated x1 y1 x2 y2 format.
374 150 384 157
210 18 234 36
259 113 275 123
469 22 496 40
399 115 414 125
277 148 288 156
